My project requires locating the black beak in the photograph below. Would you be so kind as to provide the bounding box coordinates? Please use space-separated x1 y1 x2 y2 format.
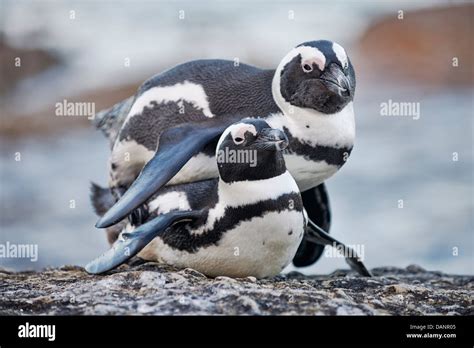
319 64 350 96
254 128 288 151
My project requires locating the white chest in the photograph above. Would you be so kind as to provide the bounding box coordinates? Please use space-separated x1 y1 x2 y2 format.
266 104 355 190
140 209 305 278
138 172 305 278
284 154 339 191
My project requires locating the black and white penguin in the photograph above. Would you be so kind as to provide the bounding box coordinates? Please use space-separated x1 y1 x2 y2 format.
93 40 356 268
88 119 370 277
88 119 305 277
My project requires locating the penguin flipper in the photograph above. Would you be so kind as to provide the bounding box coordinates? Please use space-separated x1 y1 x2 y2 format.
305 219 372 277
85 210 204 274
96 118 238 229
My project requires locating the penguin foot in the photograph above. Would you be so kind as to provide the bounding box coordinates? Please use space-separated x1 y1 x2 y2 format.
128 205 150 226
126 256 147 267
306 219 372 277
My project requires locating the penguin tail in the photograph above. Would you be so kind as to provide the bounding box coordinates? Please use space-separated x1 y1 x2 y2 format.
90 182 116 217
93 96 135 149
90 182 126 245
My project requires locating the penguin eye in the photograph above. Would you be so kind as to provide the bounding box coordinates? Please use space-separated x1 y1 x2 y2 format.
233 137 244 144
302 64 313 73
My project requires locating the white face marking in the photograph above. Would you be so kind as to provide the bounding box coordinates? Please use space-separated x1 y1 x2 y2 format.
124 80 214 126
109 139 154 187
232 124 256 144
216 123 257 152
332 42 348 69
148 191 191 214
271 47 327 117
297 46 326 71
273 48 317 117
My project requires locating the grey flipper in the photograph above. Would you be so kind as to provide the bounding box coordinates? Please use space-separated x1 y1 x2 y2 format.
86 209 204 274
306 219 372 277
96 118 238 228
93 97 135 149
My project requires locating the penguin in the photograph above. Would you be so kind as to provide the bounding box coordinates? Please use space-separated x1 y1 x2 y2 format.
87 119 370 277
93 39 357 268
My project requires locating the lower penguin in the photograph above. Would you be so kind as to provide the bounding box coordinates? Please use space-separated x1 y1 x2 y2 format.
87 118 371 277
87 118 306 278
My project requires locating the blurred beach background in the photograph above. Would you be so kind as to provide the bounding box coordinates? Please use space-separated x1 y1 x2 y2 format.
0 0 472 275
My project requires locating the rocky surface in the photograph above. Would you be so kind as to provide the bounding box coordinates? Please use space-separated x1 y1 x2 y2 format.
0 264 472 315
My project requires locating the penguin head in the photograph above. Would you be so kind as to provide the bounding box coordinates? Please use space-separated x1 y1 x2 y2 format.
216 119 289 183
274 40 356 115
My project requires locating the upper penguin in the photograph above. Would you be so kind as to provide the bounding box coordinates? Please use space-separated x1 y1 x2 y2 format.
94 40 356 268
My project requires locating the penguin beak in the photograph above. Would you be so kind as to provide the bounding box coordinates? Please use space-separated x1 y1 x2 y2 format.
319 64 350 96
254 128 289 151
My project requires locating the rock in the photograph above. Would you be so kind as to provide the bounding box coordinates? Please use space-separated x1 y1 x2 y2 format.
0 264 472 315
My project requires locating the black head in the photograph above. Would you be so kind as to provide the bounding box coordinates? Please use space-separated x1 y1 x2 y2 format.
216 119 289 183
276 40 356 114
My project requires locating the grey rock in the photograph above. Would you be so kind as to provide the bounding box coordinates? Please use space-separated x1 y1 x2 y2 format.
0 263 472 315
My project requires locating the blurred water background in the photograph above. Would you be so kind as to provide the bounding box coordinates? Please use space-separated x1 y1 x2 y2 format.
0 0 472 274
